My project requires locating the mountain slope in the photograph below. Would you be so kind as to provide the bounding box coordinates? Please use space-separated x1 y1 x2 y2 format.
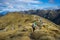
22 9 60 25
0 12 60 40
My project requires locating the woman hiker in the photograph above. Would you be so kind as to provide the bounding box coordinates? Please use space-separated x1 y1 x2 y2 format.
32 21 37 32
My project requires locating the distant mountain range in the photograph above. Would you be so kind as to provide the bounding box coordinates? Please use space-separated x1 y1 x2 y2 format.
21 9 60 25
0 9 60 25
0 11 8 16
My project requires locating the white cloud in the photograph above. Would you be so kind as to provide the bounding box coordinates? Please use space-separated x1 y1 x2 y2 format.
4 2 13 8
27 4 40 9
0 0 43 11
8 5 14 8
18 0 42 4
54 6 60 9
4 2 10 5
0 3 2 5
49 0 54 3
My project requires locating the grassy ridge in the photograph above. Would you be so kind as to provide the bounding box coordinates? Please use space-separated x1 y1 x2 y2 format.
0 12 60 40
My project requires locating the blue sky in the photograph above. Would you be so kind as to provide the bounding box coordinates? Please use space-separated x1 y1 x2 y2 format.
0 0 60 12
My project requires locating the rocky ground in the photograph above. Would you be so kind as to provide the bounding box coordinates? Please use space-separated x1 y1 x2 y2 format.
0 12 60 40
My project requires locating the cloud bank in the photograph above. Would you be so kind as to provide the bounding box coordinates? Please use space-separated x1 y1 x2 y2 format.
0 0 42 12
0 0 60 12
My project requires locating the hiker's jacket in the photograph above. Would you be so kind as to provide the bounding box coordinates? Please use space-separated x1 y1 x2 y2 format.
32 22 37 28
